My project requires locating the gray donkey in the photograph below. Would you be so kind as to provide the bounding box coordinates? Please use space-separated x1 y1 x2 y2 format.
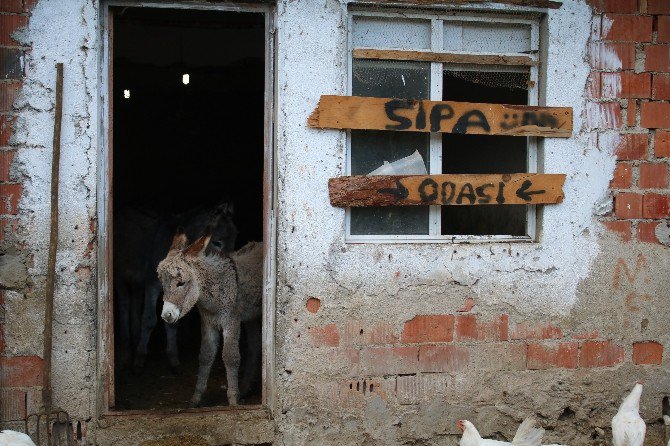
158 231 262 406
115 202 238 374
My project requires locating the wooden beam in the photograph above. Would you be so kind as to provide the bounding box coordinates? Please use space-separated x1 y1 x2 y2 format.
353 48 537 67
355 0 562 9
329 173 566 207
309 95 573 138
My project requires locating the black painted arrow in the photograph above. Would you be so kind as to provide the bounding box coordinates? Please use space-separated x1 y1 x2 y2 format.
378 179 409 201
515 180 545 202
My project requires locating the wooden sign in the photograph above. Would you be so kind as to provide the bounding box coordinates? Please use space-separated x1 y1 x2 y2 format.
328 173 566 207
308 95 572 137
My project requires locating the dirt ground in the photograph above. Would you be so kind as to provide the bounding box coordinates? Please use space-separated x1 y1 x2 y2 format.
114 311 261 411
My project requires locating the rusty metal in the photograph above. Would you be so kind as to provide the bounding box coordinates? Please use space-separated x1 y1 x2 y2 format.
24 62 76 446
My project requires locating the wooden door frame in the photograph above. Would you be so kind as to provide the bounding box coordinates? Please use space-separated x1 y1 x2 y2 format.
96 0 277 417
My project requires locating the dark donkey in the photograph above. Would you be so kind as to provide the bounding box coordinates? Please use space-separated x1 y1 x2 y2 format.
115 202 238 374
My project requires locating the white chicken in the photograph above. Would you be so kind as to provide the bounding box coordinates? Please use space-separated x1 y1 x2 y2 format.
612 382 646 446
457 418 544 446
0 430 36 446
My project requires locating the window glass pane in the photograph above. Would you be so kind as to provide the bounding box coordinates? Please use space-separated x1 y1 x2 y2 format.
443 21 532 54
351 60 430 235
353 17 431 50
441 70 529 236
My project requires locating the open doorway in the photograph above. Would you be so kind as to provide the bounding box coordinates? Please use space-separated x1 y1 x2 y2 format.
110 6 267 411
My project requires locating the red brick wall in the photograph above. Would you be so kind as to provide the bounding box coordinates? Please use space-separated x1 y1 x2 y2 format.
594 0 670 244
0 0 41 427
304 298 663 404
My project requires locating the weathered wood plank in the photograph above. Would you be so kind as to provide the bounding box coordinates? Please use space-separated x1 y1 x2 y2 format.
357 0 562 9
353 48 537 67
329 173 566 207
308 95 573 137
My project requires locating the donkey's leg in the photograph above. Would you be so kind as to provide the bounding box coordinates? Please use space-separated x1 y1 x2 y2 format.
222 321 242 406
115 279 132 366
133 280 161 374
164 321 181 373
239 317 262 400
129 284 142 347
190 322 219 408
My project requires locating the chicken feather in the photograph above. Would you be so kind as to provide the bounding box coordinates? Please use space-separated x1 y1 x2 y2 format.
612 382 646 446
457 418 544 446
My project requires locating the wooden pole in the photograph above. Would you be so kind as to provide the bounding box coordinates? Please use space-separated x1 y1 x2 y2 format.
42 62 63 411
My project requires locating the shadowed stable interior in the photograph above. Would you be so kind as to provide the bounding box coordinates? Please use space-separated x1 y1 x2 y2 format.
112 7 265 410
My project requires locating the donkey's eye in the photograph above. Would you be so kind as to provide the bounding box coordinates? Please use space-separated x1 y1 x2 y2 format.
212 240 222 248
177 281 185 287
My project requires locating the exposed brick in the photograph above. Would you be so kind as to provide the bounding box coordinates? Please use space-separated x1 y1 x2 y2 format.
637 221 660 243
527 342 579 370
655 130 670 157
0 183 20 214
0 115 15 146
632 341 663 364
510 322 564 340
601 133 648 160
23 0 37 11
602 220 632 241
579 341 625 367
305 297 320 314
648 0 670 14
589 0 638 13
308 324 340 347
639 162 669 188
0 47 23 80
360 346 418 375
645 45 670 72
589 42 636 70
342 321 397 346
627 100 637 126
659 16 670 44
0 356 43 387
602 72 651 99
0 150 15 182
396 373 451 405
602 14 653 42
586 102 622 129
418 345 469 373
643 193 670 218
469 343 527 371
615 192 643 218
641 102 670 128
610 162 633 188
455 314 508 342
0 389 26 421
0 83 20 112
0 0 23 13
0 324 4 353
653 74 670 100
0 14 28 46
0 218 18 242
401 315 454 344
587 72 601 99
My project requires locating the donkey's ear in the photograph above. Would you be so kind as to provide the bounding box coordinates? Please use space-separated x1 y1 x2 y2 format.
184 233 211 257
169 228 188 252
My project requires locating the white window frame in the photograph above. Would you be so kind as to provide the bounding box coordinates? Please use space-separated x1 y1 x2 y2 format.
345 9 541 244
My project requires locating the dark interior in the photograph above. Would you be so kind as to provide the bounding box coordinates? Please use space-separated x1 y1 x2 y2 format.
441 70 529 236
112 7 265 410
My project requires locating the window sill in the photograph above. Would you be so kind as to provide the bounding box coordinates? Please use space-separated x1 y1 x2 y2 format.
345 235 535 243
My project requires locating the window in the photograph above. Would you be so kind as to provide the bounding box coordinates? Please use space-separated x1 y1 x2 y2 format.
347 11 540 242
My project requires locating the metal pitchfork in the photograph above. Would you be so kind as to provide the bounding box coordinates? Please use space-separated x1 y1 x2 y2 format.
23 63 76 446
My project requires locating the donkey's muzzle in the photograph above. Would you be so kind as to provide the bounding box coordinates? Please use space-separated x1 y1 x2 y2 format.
161 301 181 324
